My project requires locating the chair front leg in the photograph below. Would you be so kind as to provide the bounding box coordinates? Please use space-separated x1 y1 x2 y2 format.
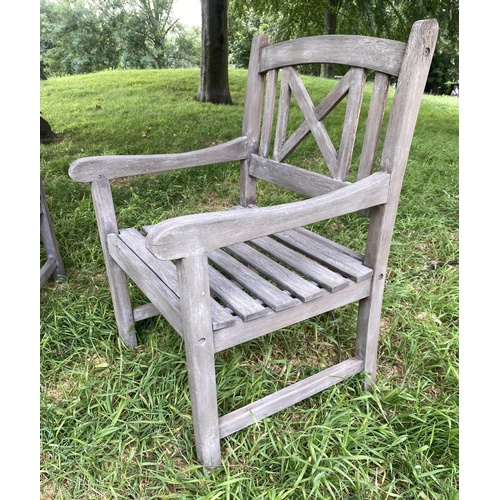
91 179 137 347
177 254 221 468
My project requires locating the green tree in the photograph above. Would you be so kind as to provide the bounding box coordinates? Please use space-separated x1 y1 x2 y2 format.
40 0 200 75
229 0 458 88
40 0 122 75
229 0 378 77
228 4 279 69
395 0 459 92
166 24 202 68
126 0 178 69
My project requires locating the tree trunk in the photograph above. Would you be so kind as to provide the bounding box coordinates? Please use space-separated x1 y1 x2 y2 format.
40 62 47 80
196 0 232 104
320 0 338 78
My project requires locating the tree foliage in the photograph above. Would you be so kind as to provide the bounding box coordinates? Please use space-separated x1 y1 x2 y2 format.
230 0 458 90
40 0 458 93
40 0 201 76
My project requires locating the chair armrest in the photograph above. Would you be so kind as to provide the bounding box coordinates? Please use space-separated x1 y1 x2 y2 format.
69 136 249 183
145 171 390 260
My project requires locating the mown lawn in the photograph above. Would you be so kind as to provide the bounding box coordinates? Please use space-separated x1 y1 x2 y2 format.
40 68 458 499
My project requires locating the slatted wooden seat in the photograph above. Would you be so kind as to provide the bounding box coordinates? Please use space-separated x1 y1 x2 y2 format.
69 19 438 467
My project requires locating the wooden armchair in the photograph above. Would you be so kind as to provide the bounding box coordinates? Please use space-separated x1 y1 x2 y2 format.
69 19 438 467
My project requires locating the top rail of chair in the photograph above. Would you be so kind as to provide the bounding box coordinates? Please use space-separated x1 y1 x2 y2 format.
259 35 407 76
259 19 438 77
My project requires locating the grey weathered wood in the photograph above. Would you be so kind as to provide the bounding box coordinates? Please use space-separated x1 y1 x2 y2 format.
357 71 391 181
131 301 242 330
225 242 325 303
213 278 371 353
314 68 352 120
219 357 364 438
336 67 366 181
146 172 390 260
119 228 237 330
249 235 350 293
273 229 373 282
230 205 364 264
292 226 365 261
240 34 270 206
177 254 221 467
40 258 57 287
249 155 348 197
259 35 407 76
273 66 292 161
274 69 351 164
107 233 184 336
208 248 300 311
286 67 338 175
91 180 138 347
40 177 65 287
68 20 439 467
357 19 439 388
208 265 270 321
132 303 160 322
259 68 278 158
69 137 249 183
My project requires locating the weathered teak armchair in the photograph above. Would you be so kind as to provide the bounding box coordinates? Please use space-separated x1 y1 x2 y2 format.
69 19 438 467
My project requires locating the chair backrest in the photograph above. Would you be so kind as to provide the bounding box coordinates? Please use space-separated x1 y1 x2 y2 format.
239 20 439 209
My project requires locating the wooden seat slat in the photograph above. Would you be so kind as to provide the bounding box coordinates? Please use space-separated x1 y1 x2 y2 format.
107 233 183 335
293 226 365 261
225 242 326 302
208 248 300 311
249 235 350 293
207 266 271 322
118 228 237 330
273 229 373 282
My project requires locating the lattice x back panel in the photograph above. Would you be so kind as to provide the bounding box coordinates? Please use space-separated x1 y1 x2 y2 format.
240 34 412 210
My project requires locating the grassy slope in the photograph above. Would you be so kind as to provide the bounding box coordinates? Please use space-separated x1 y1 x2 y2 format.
40 69 459 500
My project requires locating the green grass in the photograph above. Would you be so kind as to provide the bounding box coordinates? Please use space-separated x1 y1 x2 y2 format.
40 68 458 499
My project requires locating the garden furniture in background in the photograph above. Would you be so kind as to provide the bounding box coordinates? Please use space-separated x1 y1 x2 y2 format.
40 177 65 287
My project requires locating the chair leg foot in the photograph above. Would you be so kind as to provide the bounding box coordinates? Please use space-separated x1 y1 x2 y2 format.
115 307 138 347
362 372 376 392
356 295 382 392
119 328 138 347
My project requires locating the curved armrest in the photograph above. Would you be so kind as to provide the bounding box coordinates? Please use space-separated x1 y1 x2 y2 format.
69 136 249 183
146 171 390 260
